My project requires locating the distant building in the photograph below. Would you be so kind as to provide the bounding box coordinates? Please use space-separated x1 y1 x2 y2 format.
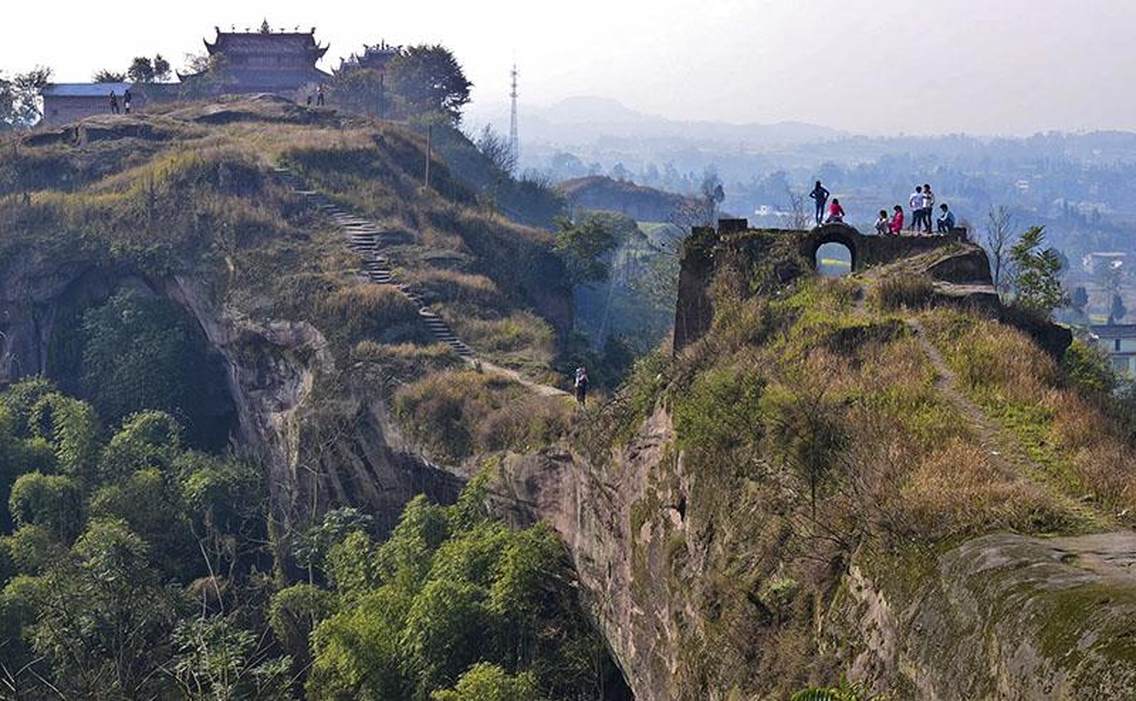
40 83 141 125
178 26 331 97
1082 251 1127 275
338 41 401 73
1090 324 1136 376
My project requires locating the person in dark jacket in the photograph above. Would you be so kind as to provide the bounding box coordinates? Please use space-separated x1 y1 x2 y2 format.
109 91 120 114
809 181 830 227
937 203 956 233
574 366 589 407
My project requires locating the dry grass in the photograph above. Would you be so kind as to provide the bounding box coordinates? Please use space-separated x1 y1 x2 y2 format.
923 308 1136 518
442 307 557 370
317 283 422 344
870 273 935 311
896 437 1069 537
392 370 572 462
406 268 502 307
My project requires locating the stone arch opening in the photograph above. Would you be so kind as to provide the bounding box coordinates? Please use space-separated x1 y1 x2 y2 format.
814 241 854 277
804 224 861 274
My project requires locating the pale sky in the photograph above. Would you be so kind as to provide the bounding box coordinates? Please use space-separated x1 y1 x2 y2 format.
5 0 1135 135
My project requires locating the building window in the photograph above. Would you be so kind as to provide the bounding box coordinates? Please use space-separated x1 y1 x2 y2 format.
1113 357 1129 373
1117 339 1122 352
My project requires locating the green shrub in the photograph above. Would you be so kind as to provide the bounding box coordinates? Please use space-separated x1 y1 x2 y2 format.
1062 339 1116 396
8 473 83 542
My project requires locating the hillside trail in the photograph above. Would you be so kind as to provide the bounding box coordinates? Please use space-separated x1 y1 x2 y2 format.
851 286 1107 528
272 165 570 400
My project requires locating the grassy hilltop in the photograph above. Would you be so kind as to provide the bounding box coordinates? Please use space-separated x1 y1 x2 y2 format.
0 95 579 465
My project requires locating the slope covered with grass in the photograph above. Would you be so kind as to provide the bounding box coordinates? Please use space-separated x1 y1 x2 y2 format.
0 95 576 469
565 232 1136 698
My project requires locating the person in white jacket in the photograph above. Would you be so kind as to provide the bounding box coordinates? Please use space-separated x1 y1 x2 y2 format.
908 186 924 231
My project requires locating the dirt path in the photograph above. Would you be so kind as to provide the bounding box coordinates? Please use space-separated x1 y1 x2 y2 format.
852 283 1102 526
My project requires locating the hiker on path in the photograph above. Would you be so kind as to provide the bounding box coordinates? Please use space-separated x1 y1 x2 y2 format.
316 85 325 106
574 367 589 407
937 203 956 233
825 198 845 224
908 186 924 231
921 184 935 233
889 205 905 235
123 88 132 114
875 209 890 235
109 91 119 114
809 181 829 227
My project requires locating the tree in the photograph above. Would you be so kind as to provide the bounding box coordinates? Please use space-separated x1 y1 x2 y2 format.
765 388 848 518
171 616 292 700
786 187 810 230
328 67 386 117
80 289 226 447
700 169 726 223
8 473 83 542
1110 294 1128 324
1009 225 1067 317
984 205 1014 294
152 54 172 82
13 519 181 698
127 57 155 83
554 215 619 284
476 124 517 176
431 663 537 701
386 45 472 124
0 67 51 130
92 69 126 83
1071 286 1090 316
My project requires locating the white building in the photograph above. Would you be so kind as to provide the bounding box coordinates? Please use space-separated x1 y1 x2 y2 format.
1090 325 1136 376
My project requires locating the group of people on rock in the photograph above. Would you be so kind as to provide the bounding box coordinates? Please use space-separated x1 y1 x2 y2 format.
108 88 132 115
809 180 956 236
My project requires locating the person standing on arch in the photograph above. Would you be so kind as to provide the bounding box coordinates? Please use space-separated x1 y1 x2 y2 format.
809 180 829 227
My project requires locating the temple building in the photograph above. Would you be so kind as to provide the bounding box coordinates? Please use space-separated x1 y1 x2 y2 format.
338 41 401 74
179 24 332 97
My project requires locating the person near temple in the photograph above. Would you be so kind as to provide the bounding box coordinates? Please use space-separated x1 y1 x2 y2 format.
316 84 325 106
109 90 120 114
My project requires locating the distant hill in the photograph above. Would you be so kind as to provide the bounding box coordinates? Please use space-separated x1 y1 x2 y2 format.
558 175 695 222
470 95 844 150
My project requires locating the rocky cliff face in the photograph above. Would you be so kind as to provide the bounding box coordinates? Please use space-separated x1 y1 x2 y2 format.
0 259 462 534
490 411 1136 700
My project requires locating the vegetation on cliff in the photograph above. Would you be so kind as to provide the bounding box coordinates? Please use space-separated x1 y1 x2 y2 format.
0 95 624 697
575 231 1136 697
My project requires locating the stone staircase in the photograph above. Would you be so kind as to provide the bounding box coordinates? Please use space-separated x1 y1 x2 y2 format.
272 165 475 360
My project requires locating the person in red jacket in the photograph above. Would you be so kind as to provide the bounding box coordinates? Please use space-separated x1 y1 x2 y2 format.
889 205 905 235
826 198 845 223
